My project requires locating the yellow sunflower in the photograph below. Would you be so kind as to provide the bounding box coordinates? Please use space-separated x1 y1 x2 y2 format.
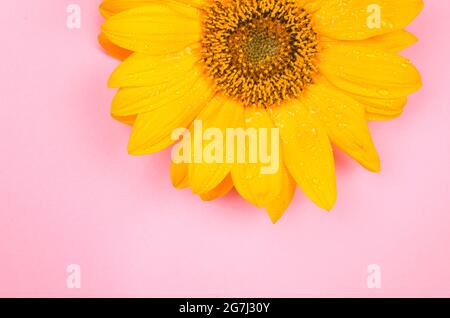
99 0 423 223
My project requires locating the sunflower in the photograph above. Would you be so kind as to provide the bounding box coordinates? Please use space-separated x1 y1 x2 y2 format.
99 0 423 223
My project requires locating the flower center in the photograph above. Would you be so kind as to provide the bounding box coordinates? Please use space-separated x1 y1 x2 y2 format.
201 0 318 107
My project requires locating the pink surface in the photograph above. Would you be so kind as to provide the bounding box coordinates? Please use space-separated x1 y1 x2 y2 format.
1 0 449 298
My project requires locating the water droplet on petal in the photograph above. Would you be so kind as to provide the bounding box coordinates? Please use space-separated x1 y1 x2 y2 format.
378 89 390 96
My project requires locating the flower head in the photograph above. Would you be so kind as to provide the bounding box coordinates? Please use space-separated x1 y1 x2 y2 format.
100 0 423 222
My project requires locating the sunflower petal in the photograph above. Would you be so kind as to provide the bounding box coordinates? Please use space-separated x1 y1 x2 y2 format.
98 32 132 60
189 95 245 194
270 101 336 210
264 167 296 224
200 175 234 201
313 0 424 40
100 0 154 18
302 83 381 172
351 30 418 52
127 73 214 155
101 4 202 55
366 112 401 121
350 94 407 120
170 161 189 189
320 30 418 53
231 108 285 208
100 0 205 18
112 114 137 125
319 44 422 99
110 62 202 118
108 47 199 88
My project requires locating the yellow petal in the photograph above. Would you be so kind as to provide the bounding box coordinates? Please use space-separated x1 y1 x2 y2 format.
98 32 132 60
231 108 284 208
200 175 234 201
350 94 407 121
170 161 189 189
366 112 401 121
319 44 422 99
264 168 296 224
100 0 154 18
175 0 206 8
110 61 203 118
100 0 205 18
313 0 424 40
302 82 381 172
108 47 199 88
112 114 137 125
189 95 245 194
320 30 418 53
101 4 201 55
127 73 214 155
270 101 336 210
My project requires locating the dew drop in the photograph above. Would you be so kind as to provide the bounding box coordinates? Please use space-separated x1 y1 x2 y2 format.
378 89 390 96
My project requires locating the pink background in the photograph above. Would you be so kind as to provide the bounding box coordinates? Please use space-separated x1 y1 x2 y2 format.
1 0 449 298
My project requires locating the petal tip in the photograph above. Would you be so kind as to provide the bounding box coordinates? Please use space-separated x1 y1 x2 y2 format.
362 150 381 172
127 138 147 156
321 200 336 212
171 175 189 190
314 187 337 211
269 216 281 224
265 207 285 224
